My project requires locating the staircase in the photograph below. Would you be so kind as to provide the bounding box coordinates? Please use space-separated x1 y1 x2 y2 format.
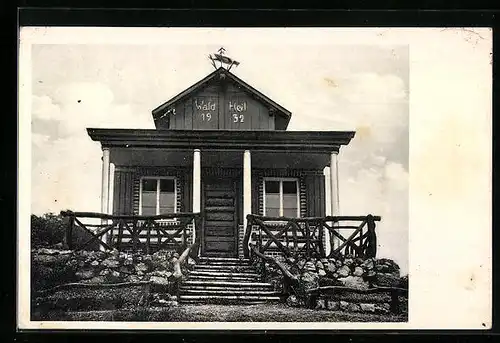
179 256 282 305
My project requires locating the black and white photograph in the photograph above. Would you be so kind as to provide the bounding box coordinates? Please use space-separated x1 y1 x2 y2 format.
18 27 491 329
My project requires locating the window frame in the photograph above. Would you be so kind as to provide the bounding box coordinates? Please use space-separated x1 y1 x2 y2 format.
138 176 177 216
262 177 300 218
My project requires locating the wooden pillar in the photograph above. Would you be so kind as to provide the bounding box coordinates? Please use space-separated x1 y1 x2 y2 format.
330 151 341 250
243 150 252 233
100 147 110 251
192 149 201 245
108 163 115 214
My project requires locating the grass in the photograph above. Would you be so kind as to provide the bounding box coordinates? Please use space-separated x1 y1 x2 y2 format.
33 303 407 322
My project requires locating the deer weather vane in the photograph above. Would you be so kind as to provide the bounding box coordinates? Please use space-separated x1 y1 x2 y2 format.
208 47 240 71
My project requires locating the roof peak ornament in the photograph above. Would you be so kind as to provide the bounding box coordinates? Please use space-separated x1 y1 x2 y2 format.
208 47 240 71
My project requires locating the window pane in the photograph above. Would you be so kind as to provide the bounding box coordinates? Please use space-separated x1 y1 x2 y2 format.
142 206 157 216
159 193 175 213
266 208 280 217
283 194 298 209
283 208 298 218
265 194 280 209
265 181 280 194
142 179 157 191
141 191 156 215
283 181 297 194
160 179 175 192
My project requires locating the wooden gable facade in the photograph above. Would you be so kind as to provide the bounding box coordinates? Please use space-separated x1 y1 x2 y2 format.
152 67 291 131
88 67 355 258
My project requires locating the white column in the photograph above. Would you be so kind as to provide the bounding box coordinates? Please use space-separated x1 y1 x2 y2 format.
330 151 341 249
108 163 115 214
100 148 110 250
243 150 252 232
192 149 201 244
101 148 111 214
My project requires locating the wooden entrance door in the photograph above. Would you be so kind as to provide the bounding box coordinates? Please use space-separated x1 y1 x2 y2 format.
202 176 238 257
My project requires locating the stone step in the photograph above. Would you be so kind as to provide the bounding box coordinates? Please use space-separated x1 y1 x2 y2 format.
179 289 280 296
196 262 252 268
189 270 260 278
193 264 256 271
179 299 279 305
187 275 260 282
182 280 273 288
180 285 274 292
199 256 251 263
179 295 282 304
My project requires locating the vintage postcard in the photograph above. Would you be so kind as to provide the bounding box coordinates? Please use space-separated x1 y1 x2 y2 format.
18 27 492 330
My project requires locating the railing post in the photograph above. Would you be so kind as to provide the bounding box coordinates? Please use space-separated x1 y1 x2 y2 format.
66 215 74 250
117 220 124 251
366 214 377 258
182 221 187 251
146 220 151 255
305 222 310 257
132 220 138 254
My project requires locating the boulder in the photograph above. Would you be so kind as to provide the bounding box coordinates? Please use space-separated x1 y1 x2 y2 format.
361 258 375 270
347 303 361 312
374 273 402 287
338 276 370 290
315 261 324 270
359 303 376 313
315 299 326 309
75 269 95 280
374 303 390 314
327 300 340 311
326 262 337 274
353 267 364 277
319 277 342 287
301 271 319 291
99 269 110 276
102 258 120 268
339 301 349 310
85 276 106 284
135 262 149 273
337 266 351 277
91 260 99 267
375 258 400 276
344 258 354 267
125 275 142 283
286 295 300 307
318 269 327 277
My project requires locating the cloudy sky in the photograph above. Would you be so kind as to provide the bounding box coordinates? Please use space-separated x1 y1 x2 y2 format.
29 29 409 273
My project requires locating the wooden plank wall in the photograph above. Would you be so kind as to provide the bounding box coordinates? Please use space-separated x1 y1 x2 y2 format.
112 169 134 215
168 83 275 130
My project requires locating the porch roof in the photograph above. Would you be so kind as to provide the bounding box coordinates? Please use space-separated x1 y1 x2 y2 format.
87 129 356 154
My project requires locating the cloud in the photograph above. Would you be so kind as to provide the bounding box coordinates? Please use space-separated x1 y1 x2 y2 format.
31 81 153 215
32 95 61 121
338 154 409 275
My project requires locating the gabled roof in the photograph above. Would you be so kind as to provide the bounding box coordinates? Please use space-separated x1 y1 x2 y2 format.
151 67 292 128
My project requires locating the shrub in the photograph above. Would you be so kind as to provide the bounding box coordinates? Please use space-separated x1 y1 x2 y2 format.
31 213 67 248
31 212 99 250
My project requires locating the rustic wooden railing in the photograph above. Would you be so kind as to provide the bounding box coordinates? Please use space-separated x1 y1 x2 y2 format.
60 211 202 255
242 214 381 260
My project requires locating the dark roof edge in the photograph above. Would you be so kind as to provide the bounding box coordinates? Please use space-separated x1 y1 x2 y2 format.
86 128 355 152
